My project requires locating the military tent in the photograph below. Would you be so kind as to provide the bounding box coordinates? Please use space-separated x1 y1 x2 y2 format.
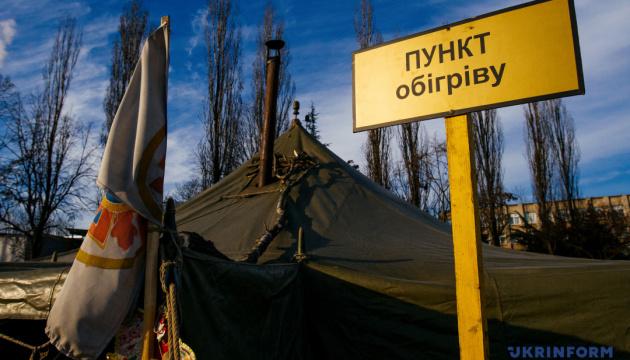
174 121 630 359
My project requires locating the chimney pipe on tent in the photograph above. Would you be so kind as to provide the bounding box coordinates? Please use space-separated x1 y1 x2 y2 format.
258 39 284 187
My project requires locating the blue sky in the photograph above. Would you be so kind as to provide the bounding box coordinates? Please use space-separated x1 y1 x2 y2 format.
1 0 629 225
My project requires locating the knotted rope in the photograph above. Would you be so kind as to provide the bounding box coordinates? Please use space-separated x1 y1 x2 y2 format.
159 260 181 360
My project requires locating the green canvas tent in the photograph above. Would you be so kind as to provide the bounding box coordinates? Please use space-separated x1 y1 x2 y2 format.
175 121 630 359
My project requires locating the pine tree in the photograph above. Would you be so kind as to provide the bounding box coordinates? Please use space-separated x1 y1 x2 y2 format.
304 101 320 140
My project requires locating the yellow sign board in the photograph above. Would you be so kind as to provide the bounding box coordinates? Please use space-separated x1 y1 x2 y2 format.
352 0 584 132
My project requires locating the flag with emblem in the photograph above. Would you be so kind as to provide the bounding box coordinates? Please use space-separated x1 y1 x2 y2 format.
46 22 169 359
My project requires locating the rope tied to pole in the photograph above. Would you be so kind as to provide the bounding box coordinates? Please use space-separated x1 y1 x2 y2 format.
158 197 184 360
159 260 181 360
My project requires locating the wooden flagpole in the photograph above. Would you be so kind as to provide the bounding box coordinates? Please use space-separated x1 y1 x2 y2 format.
445 114 489 360
141 228 160 360
141 15 169 360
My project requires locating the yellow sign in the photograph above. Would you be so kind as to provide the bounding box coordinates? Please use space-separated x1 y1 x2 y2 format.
352 0 584 132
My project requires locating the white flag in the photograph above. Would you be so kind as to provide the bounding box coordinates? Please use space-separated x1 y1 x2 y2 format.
46 23 169 359
97 22 169 225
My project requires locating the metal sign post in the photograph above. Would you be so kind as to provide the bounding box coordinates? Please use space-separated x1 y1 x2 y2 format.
445 114 488 359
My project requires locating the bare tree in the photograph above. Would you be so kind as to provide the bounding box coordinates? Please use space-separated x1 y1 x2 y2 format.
364 128 393 189
243 4 295 159
547 99 580 222
0 75 20 152
396 122 431 210
102 0 148 144
472 109 507 246
354 0 379 49
355 0 392 188
524 101 555 254
196 0 244 188
0 19 94 259
304 101 320 140
428 137 450 222
0 75 19 120
173 177 202 203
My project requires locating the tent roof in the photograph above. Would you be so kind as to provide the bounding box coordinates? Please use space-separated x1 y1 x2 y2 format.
177 121 628 274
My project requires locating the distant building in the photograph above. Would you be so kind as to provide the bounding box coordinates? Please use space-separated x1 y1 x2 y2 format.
0 228 85 262
501 194 630 250
0 232 25 262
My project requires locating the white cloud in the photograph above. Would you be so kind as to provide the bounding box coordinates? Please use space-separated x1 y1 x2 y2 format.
186 7 208 56
169 81 205 105
0 19 16 68
240 23 259 43
54 14 118 145
576 112 630 164
164 125 201 193
575 0 630 79
582 169 630 187
0 0 90 25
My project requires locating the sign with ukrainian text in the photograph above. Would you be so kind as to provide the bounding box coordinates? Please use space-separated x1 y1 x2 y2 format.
352 0 584 132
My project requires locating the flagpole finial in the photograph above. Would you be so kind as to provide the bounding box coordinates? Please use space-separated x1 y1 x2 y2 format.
161 16 170 27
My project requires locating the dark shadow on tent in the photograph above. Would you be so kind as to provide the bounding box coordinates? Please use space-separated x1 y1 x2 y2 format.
179 250 304 360
302 265 630 360
276 162 348 260
178 250 630 360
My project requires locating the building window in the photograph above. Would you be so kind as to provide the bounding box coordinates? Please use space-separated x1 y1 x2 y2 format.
525 212 537 224
509 213 521 225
